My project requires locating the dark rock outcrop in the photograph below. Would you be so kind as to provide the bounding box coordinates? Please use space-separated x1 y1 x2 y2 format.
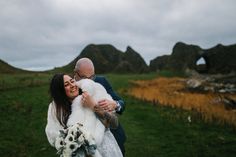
150 42 236 74
61 44 149 74
150 55 170 71
203 44 236 74
122 46 149 73
169 42 203 71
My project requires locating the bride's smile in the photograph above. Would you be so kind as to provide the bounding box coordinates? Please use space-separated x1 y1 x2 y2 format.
64 75 79 99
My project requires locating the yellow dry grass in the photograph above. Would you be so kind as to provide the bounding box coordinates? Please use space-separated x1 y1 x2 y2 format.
128 77 236 127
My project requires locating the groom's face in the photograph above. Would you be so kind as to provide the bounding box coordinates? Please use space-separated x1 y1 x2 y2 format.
74 66 95 81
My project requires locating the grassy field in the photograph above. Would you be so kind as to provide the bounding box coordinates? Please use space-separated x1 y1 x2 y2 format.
0 73 236 157
128 77 236 128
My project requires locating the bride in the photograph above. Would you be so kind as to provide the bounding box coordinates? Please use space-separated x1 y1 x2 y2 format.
45 73 123 157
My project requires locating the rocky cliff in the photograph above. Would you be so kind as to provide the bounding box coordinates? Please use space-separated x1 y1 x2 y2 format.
150 42 236 74
61 44 149 74
203 44 236 73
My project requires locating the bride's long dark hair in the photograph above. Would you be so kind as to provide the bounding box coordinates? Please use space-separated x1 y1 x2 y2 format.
50 73 71 128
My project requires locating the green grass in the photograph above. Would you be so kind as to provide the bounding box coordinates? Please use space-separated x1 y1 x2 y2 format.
156 70 187 78
0 73 236 157
121 98 236 157
0 73 53 91
0 85 55 157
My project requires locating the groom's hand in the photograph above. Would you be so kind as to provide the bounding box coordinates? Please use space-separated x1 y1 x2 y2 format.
98 99 117 112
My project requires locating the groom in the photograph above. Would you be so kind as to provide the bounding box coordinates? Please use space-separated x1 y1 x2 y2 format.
73 57 126 156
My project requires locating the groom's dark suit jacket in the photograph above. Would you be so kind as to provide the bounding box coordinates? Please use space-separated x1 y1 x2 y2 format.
94 76 126 155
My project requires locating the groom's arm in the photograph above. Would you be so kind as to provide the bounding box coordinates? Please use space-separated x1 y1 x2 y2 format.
97 77 125 114
81 91 118 129
94 105 118 129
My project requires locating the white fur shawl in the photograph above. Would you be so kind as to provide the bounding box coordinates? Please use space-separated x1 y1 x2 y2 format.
67 79 113 145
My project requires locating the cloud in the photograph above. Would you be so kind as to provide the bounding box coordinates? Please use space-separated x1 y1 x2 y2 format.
0 0 236 71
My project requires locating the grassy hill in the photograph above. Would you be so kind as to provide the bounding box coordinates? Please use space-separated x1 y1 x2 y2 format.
0 73 236 157
0 59 33 74
0 58 71 75
9 44 149 75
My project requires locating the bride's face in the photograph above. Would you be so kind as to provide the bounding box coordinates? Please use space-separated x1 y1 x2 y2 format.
63 75 79 100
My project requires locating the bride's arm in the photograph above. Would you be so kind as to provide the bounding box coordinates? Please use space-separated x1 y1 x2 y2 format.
93 104 118 129
45 102 63 147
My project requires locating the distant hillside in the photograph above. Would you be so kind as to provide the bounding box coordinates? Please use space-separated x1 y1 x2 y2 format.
0 59 34 74
53 44 149 74
5 42 234 75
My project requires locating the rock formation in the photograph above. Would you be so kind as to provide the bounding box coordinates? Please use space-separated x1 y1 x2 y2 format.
203 44 236 74
150 42 236 74
62 44 149 74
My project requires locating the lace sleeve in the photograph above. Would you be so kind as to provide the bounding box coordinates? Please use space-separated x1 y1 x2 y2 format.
93 105 118 129
45 102 63 147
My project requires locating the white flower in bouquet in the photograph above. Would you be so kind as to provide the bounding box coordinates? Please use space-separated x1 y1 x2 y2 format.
83 132 96 146
64 134 75 144
55 136 64 151
78 134 85 144
62 141 80 157
55 123 97 157
67 125 79 136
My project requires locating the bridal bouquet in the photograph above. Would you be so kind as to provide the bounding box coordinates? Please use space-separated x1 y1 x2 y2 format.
55 123 97 157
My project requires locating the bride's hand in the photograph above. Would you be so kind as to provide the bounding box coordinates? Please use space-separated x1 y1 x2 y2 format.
81 91 96 109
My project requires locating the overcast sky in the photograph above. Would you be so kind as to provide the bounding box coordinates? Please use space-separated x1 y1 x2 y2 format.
0 0 236 71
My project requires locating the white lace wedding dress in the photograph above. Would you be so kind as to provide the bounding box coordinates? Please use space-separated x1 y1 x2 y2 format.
67 95 123 157
45 102 123 157
98 129 123 157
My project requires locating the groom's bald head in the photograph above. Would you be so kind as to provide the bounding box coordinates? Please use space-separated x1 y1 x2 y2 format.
74 58 95 80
